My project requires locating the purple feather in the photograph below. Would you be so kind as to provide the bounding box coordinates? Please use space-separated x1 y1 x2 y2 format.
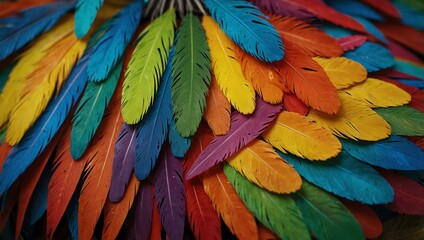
109 123 137 202
251 0 316 20
153 143 186 240
186 98 283 179
127 181 153 240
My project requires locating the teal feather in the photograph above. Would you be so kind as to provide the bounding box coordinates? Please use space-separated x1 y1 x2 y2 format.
75 0 104 38
393 59 424 79
168 118 192 158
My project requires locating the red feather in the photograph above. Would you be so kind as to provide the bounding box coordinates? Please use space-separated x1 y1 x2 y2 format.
406 137 424 150
377 23 424 55
341 199 382 239
360 0 401 19
410 90 424 113
387 40 423 64
0 143 12 172
150 196 162 240
338 35 367 51
283 93 309 116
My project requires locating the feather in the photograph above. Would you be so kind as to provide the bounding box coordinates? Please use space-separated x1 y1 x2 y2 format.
87 1 142 82
0 182 19 232
327 0 384 21
376 214 424 240
109 123 136 202
227 139 302 193
153 143 186 240
387 39 422 63
0 1 75 60
74 0 104 38
102 174 139 240
172 12 211 137
341 200 383 239
7 33 87 146
341 135 424 171
203 16 255 114
65 190 79 240
203 75 231 136
351 16 387 43
187 98 283 179
236 46 285 104
204 0 284 62
320 23 354 38
0 143 12 172
393 0 424 31
122 8 175 124
379 170 424 215
338 35 367 51
269 15 343 57
258 226 279 240
263 111 342 161
279 150 394 204
344 42 394 72
168 118 192 158
149 197 162 240
0 63 14 92
293 181 364 240
313 57 367 90
374 106 424 136
283 93 309 116
127 181 153 240
0 44 92 196
223 164 309 240
71 60 122 159
134 46 173 180
308 93 391 141
275 43 341 115
393 59 424 80
78 94 122 240
360 0 401 19
410 90 424 113
202 165 258 240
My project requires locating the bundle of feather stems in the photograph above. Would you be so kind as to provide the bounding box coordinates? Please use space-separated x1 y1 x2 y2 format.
0 0 423 239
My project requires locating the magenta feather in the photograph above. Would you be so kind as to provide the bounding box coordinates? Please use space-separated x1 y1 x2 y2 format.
127 181 154 240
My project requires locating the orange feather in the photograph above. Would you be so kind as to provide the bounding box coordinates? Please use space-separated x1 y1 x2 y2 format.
0 143 12 172
283 93 309 116
259 225 279 240
150 196 162 240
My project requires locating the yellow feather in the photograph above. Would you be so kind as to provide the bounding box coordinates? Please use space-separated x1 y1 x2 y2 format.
262 111 341 161
341 78 411 108
308 92 391 141
202 16 255 114
314 57 367 89
0 15 74 128
227 139 302 194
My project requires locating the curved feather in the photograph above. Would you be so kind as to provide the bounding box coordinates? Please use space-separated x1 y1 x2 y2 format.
393 0 424 30
172 12 211 137
122 8 175 124
263 111 342 161
360 0 401 19
283 93 309 116
338 35 367 51
258 226 279 240
203 16 255 114
374 106 424 136
227 139 302 194
327 0 384 21
224 164 309 240
65 190 79 240
344 42 394 72
127 181 153 240
393 59 424 80
377 22 424 55
341 200 383 239
187 98 283 179
313 57 367 90
204 0 284 62
74 0 104 38
71 60 122 159
279 150 394 204
168 118 192 158
351 16 387 43
87 0 142 82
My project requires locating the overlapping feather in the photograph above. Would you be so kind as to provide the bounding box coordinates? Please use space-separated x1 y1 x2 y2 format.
374 106 424 136
74 0 104 38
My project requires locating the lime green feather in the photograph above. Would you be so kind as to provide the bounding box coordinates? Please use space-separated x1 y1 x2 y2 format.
294 181 365 240
223 164 310 240
375 106 424 136
122 8 176 124
172 12 211 137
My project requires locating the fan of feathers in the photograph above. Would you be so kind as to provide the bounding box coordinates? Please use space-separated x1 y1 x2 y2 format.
0 0 423 239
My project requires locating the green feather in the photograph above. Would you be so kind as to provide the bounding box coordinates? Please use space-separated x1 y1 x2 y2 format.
172 12 211 137
122 8 176 124
70 60 123 159
223 164 310 240
374 106 424 136
294 181 365 240
0 128 5 144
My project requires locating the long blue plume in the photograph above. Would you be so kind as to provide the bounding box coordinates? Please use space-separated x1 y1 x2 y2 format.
65 190 79 240
74 0 104 38
325 0 384 21
344 42 394 72
397 79 424 89
204 0 284 62
393 0 424 31
320 23 354 38
168 118 192 158
87 0 142 82
278 150 394 204
0 1 75 60
352 17 387 43
26 163 52 225
134 47 174 180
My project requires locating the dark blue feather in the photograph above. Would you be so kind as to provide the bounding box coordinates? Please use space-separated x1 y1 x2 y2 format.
352 17 387 43
75 0 104 38
320 23 354 38
397 79 424 89
168 118 192 158
204 0 284 62
0 1 75 60
393 0 424 31
87 0 142 82
325 0 384 21
341 135 424 171
26 162 52 225
134 48 174 180
65 190 79 240
344 42 394 72
278 150 394 204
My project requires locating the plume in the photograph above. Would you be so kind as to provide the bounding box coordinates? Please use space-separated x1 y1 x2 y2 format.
341 200 383 239
74 0 104 38
374 106 424 136
360 0 400 19
283 93 309 116
126 181 153 240
344 42 394 72
338 35 367 51
168 118 192 158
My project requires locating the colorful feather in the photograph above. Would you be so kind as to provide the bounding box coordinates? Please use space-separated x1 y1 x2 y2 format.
127 181 153 240
393 59 424 80
374 106 424 136
327 0 384 21
122 8 175 124
360 0 401 19
341 200 383 239
376 214 424 240
203 16 255 114
149 197 162 240
338 35 367 51
263 111 342 161
74 0 104 38
172 12 211 137
187 98 283 179
344 42 394 72
65 190 79 240
0 63 14 92
283 93 309 116
351 16 388 43
168 118 192 158
377 22 424 56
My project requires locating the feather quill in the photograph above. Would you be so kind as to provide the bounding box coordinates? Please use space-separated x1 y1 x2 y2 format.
168 119 192 158
127 181 153 240
374 106 424 136
74 0 104 38
344 42 394 72
341 200 383 239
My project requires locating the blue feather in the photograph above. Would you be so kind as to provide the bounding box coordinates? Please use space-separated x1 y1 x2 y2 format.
344 42 394 72
75 0 104 38
278 150 394 204
26 163 52 225
325 0 384 21
351 17 387 43
134 47 174 180
393 0 424 31
168 118 192 158
0 63 15 92
204 0 284 62
0 1 75 60
65 191 79 240
320 23 354 38
397 79 424 89
87 0 142 82
341 135 424 171
394 59 424 79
